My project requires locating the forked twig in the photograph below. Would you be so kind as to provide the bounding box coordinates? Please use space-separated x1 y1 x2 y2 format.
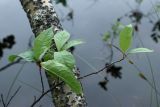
30 82 63 107
79 44 126 79
6 86 21 107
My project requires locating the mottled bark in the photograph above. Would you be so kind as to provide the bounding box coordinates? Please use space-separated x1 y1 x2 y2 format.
19 0 87 107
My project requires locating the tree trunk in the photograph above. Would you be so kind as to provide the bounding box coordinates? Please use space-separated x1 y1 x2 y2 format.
19 0 87 107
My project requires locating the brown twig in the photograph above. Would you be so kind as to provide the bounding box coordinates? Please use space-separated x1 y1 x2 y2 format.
30 82 63 107
39 68 44 93
38 66 44 94
0 58 21 72
30 44 124 106
78 57 125 79
79 44 126 79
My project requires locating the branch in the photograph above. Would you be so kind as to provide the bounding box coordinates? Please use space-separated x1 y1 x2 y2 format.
79 44 126 79
1 94 6 107
0 58 21 72
19 0 87 106
79 56 125 79
30 43 125 104
38 66 44 94
6 86 21 107
30 82 63 107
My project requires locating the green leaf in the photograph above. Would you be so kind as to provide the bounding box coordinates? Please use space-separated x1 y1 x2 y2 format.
112 22 124 36
8 55 18 62
62 40 84 50
128 48 154 54
112 22 123 32
119 24 133 52
33 27 53 60
102 32 110 42
8 50 34 62
54 30 70 51
41 60 82 94
54 51 75 70
43 50 54 61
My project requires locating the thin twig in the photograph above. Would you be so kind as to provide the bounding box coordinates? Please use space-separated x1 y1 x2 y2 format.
1 94 6 107
6 86 21 107
34 96 36 102
39 66 44 93
79 44 126 79
78 56 125 79
5 63 25 104
30 82 63 107
138 31 159 107
148 0 160 19
18 79 53 98
0 58 21 72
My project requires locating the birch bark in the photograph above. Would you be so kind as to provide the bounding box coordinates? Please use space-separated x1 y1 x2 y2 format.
19 0 87 106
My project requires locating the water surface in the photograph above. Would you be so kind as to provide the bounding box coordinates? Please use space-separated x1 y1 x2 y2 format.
0 0 160 107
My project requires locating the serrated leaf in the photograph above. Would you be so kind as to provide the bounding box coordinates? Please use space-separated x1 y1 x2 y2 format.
54 30 70 51
41 60 82 94
54 51 75 70
33 27 53 60
62 40 84 50
119 24 133 52
128 48 154 54
8 50 34 62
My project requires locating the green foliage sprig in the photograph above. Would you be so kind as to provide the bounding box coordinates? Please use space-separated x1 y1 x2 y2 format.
8 27 84 95
119 24 153 54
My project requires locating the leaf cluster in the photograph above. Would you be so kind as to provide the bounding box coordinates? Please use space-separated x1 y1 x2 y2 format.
8 27 83 95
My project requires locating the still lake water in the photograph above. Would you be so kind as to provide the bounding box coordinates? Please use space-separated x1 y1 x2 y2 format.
0 0 160 107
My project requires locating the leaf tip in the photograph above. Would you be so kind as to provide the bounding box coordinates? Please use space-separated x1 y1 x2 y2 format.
8 55 17 62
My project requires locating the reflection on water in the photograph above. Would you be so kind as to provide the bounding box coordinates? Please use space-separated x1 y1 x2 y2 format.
0 35 15 58
0 0 160 107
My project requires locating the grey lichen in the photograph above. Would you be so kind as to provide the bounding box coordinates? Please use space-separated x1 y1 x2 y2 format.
19 0 87 107
20 0 62 35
